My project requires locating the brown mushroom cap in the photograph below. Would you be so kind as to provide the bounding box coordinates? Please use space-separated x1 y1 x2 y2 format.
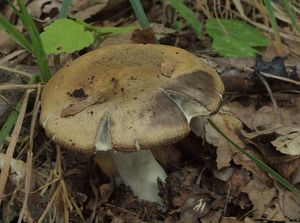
40 44 224 152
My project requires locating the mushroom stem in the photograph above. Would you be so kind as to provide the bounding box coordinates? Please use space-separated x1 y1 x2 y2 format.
110 149 167 203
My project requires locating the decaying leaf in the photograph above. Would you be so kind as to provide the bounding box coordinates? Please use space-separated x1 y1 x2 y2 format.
61 92 106 117
205 108 244 169
61 81 117 117
241 177 276 218
161 59 177 77
27 0 60 21
271 128 300 155
292 165 300 185
220 217 243 223
280 190 300 220
251 106 277 131
229 168 251 198
99 182 114 203
130 28 157 44
70 0 108 20
263 202 287 222
0 30 17 54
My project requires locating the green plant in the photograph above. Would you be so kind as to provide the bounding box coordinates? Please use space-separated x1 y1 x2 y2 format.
168 0 202 38
281 0 300 33
205 19 268 57
129 0 150 29
40 18 135 55
0 0 51 146
40 19 94 55
1 0 50 82
263 0 283 53
59 0 72 18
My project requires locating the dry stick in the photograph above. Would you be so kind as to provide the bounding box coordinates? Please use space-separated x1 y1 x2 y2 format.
56 146 71 222
17 145 33 223
69 195 85 221
18 85 42 223
260 71 300 86
257 73 283 125
89 178 99 222
56 145 85 221
0 90 32 205
0 65 32 78
0 95 19 112
0 50 26 65
38 184 62 223
0 84 40 91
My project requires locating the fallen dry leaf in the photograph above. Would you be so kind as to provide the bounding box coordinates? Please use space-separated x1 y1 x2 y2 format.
233 148 271 187
229 168 251 198
213 167 234 182
61 92 106 117
70 0 108 20
200 210 222 223
271 127 300 155
241 177 276 218
0 30 18 54
251 106 277 131
61 80 117 117
226 101 256 129
99 182 114 203
27 0 60 21
291 165 300 184
205 108 244 169
263 202 287 222
277 186 300 220
130 28 157 44
221 217 243 223
161 59 176 77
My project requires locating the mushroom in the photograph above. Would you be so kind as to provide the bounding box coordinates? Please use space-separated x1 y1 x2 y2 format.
40 44 224 203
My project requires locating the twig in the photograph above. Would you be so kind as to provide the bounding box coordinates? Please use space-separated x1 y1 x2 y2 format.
0 84 40 91
260 71 300 85
257 73 282 125
18 85 42 223
0 95 18 112
0 65 32 78
243 66 300 86
37 183 62 223
0 50 26 64
0 90 32 205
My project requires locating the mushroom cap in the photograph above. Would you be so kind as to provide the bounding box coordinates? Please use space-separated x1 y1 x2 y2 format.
40 44 224 152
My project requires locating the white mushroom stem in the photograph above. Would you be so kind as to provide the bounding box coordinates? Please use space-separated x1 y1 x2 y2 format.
110 149 167 203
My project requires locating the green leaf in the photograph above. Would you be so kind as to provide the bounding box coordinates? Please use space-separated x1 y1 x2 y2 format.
0 13 33 53
0 103 20 145
213 36 258 57
17 0 51 82
40 18 94 54
169 0 202 38
205 19 268 57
